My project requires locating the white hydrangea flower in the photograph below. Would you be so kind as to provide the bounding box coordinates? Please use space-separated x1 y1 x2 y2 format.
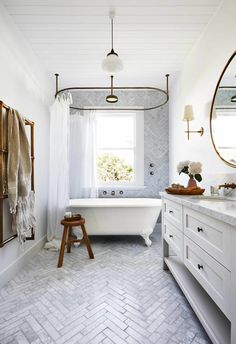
177 160 190 173
189 162 202 175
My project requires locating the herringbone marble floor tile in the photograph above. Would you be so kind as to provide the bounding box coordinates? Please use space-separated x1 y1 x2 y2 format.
0 226 211 344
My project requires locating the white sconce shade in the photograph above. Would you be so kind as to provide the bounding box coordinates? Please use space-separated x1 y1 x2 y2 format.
102 53 123 74
183 105 194 121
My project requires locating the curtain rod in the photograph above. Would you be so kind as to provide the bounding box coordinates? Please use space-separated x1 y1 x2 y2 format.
54 74 170 111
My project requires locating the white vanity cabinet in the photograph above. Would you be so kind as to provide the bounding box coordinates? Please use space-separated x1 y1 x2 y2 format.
184 207 231 269
161 193 236 344
163 199 184 260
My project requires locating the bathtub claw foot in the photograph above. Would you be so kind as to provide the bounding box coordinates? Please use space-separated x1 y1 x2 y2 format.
141 233 152 247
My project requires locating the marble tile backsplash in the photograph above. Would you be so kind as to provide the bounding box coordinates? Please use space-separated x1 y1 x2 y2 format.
71 90 169 199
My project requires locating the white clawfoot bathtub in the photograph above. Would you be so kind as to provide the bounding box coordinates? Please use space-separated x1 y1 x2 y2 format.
69 198 162 246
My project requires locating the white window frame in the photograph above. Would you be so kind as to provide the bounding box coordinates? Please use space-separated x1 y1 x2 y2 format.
214 108 236 149
95 108 144 188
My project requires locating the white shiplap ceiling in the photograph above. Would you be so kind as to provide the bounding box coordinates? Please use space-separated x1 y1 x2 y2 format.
2 0 222 89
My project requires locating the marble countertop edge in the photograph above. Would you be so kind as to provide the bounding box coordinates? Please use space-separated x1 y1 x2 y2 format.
160 192 236 227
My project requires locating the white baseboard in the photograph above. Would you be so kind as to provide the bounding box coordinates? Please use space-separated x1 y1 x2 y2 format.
0 235 46 289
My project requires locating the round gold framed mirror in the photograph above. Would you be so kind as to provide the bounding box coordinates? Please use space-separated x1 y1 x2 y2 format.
210 50 236 167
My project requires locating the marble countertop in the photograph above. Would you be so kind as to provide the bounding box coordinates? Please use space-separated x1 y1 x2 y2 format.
160 192 236 227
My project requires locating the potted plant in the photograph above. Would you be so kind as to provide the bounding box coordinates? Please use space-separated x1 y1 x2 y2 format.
177 160 202 188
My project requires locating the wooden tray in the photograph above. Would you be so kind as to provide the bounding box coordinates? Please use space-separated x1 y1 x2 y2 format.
165 187 205 195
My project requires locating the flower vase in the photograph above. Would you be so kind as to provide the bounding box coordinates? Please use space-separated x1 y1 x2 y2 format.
187 177 197 188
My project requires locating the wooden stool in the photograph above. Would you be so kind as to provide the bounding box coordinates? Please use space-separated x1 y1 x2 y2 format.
57 218 94 268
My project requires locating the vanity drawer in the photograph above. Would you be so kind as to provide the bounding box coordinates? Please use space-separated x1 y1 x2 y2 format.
163 199 183 230
184 208 231 270
184 236 230 318
163 219 183 261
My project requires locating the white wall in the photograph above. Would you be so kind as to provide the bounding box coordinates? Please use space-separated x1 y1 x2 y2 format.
169 0 236 192
0 5 52 286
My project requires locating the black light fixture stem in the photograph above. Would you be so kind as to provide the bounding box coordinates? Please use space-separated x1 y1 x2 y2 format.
111 75 114 95
111 18 114 51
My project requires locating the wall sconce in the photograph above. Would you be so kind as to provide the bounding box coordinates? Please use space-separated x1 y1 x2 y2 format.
183 105 204 140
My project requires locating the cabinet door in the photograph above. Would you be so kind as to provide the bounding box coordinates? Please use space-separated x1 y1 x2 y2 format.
184 207 231 270
163 219 184 261
163 199 183 231
184 236 230 319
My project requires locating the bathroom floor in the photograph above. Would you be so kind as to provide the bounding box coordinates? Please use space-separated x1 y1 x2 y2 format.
0 226 211 344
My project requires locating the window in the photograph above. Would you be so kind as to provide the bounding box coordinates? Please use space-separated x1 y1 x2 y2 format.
96 110 144 187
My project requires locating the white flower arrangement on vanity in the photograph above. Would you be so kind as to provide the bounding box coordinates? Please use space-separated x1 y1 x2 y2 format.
166 161 204 195
177 160 202 187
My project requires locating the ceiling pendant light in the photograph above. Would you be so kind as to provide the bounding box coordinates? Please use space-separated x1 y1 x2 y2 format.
102 11 123 75
231 95 236 102
53 10 170 110
106 75 118 103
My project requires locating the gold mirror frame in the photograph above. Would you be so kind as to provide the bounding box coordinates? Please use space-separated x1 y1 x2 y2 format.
210 50 236 168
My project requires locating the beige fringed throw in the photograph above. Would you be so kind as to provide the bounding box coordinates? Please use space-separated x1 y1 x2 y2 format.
7 108 35 244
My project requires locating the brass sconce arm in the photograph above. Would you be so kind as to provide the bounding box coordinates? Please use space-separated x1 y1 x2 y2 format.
185 120 204 140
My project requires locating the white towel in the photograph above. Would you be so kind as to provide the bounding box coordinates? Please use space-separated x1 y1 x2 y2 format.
7 108 35 244
12 191 36 243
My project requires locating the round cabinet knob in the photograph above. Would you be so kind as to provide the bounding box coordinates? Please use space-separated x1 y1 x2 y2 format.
103 191 107 195
197 264 203 270
169 234 173 238
197 227 203 232
169 210 174 214
150 171 154 175
119 190 123 195
149 163 154 168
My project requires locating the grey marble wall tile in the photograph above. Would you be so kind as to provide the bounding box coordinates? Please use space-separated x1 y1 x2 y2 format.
71 90 169 199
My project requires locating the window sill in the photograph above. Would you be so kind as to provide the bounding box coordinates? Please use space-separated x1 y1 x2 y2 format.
98 185 146 191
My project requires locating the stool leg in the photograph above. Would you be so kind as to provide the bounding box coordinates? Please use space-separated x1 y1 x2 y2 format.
67 227 72 253
57 225 68 268
81 224 94 259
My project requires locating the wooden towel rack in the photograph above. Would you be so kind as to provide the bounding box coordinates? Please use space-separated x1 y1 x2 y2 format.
0 100 35 247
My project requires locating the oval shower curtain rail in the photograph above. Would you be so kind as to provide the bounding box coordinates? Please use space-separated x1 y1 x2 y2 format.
54 74 170 111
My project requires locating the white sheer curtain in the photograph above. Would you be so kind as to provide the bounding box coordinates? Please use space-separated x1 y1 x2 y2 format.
46 94 72 244
70 111 98 199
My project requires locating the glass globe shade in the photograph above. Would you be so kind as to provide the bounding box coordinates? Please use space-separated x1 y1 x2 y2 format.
102 53 123 74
